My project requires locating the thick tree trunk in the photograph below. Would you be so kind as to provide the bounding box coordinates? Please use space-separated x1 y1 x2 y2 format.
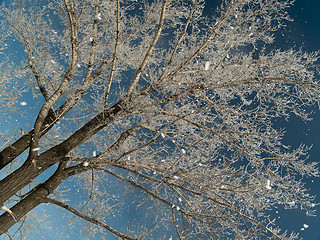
0 148 60 206
0 132 32 170
0 113 57 171
0 163 68 235
0 103 123 206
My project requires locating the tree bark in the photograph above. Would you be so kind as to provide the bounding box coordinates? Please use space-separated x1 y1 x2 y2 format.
0 163 68 235
0 114 55 170
0 147 60 206
0 102 124 206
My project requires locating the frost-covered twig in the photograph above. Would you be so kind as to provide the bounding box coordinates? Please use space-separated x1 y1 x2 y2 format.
0 205 17 222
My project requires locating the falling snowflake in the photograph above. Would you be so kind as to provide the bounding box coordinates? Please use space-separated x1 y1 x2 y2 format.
181 149 186 154
303 224 309 228
83 162 89 167
93 151 96 157
205 61 210 70
96 13 102 20
288 201 295 206
266 180 272 190
20 102 27 106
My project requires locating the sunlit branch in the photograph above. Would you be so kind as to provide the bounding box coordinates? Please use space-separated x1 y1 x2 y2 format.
109 111 196 163
104 0 120 108
166 0 234 78
125 0 167 96
29 0 80 161
171 208 182 240
5 232 14 240
106 162 276 238
44 197 138 240
98 125 142 159
95 166 173 207
82 5 99 80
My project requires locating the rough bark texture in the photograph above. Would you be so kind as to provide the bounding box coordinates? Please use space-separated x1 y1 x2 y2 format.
0 113 56 170
0 163 68 235
0 132 32 170
0 102 123 206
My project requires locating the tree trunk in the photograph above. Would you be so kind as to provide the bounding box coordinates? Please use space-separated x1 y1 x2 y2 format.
0 103 123 205
0 163 68 235
0 148 60 206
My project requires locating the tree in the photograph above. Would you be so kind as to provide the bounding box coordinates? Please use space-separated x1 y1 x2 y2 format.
0 0 319 239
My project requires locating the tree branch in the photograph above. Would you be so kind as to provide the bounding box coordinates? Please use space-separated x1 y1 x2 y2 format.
125 0 167 97
104 0 120 108
0 162 67 235
44 197 138 240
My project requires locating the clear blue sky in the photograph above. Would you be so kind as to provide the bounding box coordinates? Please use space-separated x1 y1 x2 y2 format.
1 0 320 239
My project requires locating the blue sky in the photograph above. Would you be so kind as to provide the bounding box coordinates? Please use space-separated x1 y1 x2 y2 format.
1 0 320 239
204 1 320 239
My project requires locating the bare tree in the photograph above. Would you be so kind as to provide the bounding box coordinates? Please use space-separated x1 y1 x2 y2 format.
0 0 319 239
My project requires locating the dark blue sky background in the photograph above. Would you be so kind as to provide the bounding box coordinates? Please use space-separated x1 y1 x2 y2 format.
1 0 320 239
205 1 320 239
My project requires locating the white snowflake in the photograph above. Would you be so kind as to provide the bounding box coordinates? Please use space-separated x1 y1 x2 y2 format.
83 162 89 167
205 61 210 70
303 224 309 228
20 102 27 106
96 13 102 20
266 180 272 190
288 201 295 206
